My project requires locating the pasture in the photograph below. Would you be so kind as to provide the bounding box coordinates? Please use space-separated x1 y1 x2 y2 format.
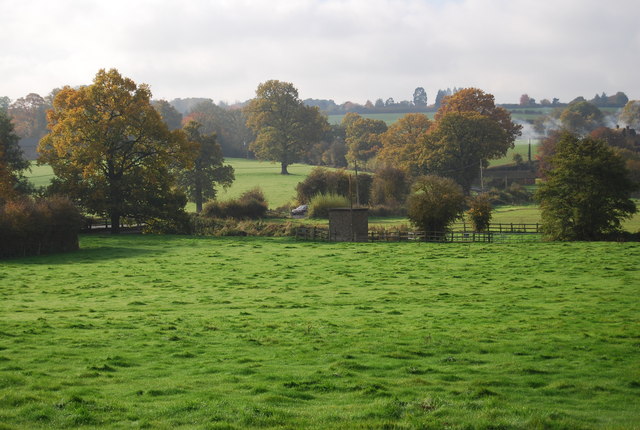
1 235 639 429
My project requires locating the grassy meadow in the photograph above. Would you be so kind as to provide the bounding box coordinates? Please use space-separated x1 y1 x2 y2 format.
1 235 639 429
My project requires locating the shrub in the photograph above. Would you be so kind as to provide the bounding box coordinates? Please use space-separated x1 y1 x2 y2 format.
295 167 372 205
202 187 268 220
407 175 465 233
487 183 533 205
308 193 350 218
466 193 493 232
370 165 409 206
191 216 298 237
0 196 82 258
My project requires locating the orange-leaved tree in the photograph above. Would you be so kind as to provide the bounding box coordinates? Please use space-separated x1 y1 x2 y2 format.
38 69 197 233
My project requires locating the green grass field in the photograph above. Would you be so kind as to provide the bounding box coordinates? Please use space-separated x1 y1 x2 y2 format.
1 235 639 429
488 140 540 168
327 112 436 126
215 158 322 209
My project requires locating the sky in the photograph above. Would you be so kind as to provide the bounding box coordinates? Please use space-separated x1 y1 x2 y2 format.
2 0 639 106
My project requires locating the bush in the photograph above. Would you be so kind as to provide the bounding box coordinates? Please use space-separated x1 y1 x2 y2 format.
467 193 493 232
295 167 372 205
0 197 82 258
202 187 268 220
191 216 298 237
308 193 350 218
407 175 465 233
370 166 409 206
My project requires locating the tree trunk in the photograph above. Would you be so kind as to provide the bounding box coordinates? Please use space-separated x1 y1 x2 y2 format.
280 163 289 175
110 212 121 234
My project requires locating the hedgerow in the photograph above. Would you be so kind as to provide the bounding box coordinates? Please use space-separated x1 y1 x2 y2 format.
0 196 82 258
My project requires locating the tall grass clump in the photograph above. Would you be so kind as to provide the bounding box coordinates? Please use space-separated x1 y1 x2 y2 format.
0 196 82 258
202 187 268 220
308 193 350 218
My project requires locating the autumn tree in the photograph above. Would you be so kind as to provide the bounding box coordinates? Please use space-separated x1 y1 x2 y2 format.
177 121 234 213
519 94 536 106
619 100 640 129
378 113 432 175
559 100 605 135
39 69 196 233
244 80 328 174
0 110 31 202
435 88 522 144
429 88 521 193
343 113 387 169
536 132 637 240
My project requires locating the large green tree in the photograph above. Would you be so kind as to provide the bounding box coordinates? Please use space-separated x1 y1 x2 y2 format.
427 111 508 193
536 132 637 240
244 80 329 174
0 109 31 202
177 121 234 213
39 69 196 233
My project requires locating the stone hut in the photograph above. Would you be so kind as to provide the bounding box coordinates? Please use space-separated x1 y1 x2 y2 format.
328 208 368 242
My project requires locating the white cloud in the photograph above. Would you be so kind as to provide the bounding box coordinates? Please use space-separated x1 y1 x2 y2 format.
1 0 639 104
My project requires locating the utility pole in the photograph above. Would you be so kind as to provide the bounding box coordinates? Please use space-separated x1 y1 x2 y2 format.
354 159 360 206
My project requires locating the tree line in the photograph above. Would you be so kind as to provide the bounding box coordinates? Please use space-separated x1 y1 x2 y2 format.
1 69 639 240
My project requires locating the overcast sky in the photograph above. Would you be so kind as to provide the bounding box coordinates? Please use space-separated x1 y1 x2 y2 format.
2 0 639 105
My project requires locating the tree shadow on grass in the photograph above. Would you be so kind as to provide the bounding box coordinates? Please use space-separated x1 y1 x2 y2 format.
4 246 161 265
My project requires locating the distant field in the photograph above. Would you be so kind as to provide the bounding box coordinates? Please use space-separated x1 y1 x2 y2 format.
1 235 639 428
488 140 540 168
27 162 56 188
215 158 322 209
26 160 323 210
327 112 435 125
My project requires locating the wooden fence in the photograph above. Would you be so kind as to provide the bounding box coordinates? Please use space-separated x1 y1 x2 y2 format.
294 224 541 243
82 217 144 232
453 222 541 234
